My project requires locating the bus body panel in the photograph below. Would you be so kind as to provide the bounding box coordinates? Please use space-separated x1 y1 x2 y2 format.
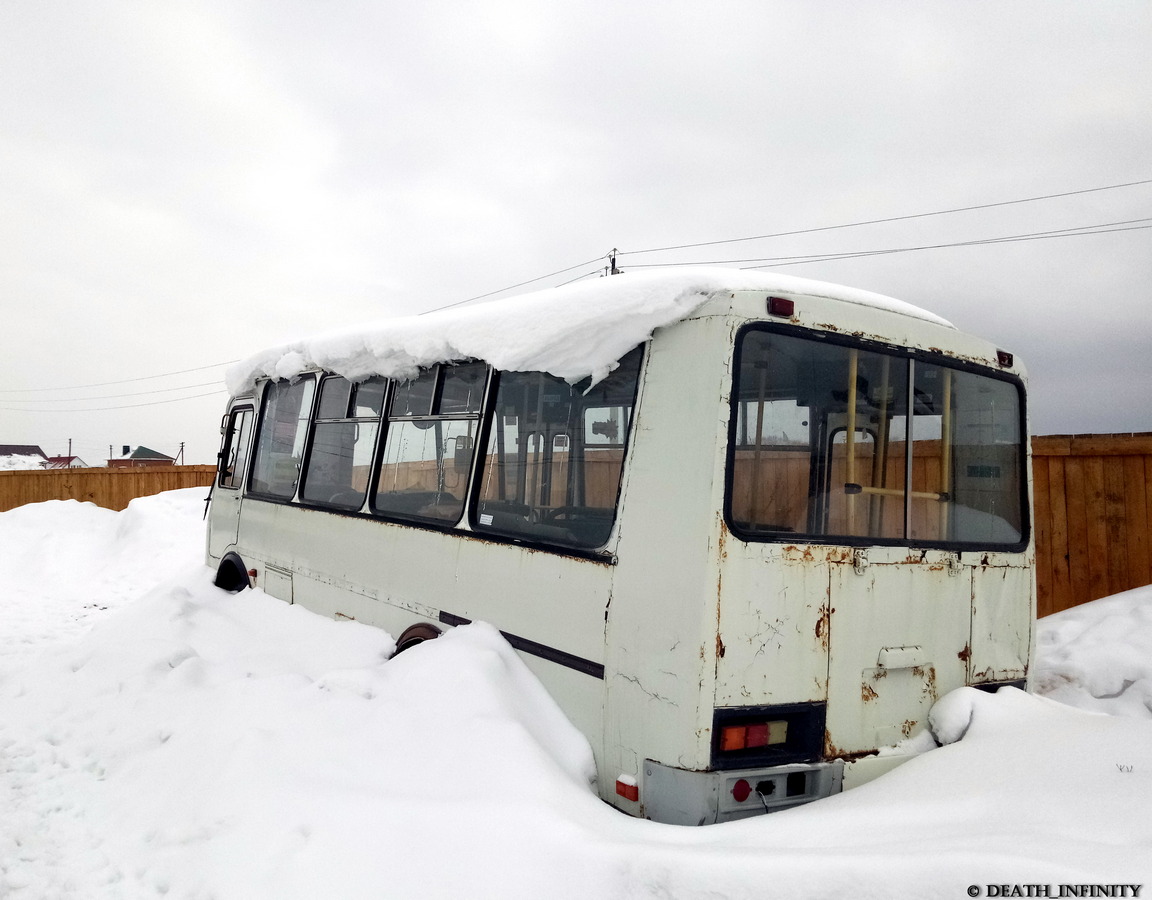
601 313 733 789
713 538 833 709
969 557 1034 683
823 546 971 755
228 497 617 752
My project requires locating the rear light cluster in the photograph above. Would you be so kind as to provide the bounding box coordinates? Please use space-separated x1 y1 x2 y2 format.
711 703 825 770
720 720 788 752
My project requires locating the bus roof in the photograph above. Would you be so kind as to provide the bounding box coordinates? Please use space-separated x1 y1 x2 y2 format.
225 268 954 396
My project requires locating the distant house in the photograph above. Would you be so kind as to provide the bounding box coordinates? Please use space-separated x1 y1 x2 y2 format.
44 455 89 469
107 446 175 468
0 444 48 471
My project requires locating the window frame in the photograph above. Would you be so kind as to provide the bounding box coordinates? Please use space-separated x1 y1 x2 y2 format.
298 374 388 511
368 361 489 527
247 375 318 502
217 404 255 490
724 323 1029 552
468 345 645 551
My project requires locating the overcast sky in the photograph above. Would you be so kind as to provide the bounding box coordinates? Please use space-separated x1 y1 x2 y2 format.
2 1 1149 465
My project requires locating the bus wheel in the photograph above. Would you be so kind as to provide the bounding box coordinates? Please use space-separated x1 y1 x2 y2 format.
214 553 251 593
393 623 442 655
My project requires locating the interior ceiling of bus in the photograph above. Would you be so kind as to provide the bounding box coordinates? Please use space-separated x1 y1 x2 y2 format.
225 267 953 397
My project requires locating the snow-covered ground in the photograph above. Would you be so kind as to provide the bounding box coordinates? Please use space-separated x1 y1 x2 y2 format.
1 490 1149 899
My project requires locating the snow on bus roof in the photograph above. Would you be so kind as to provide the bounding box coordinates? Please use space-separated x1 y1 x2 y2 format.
226 268 953 396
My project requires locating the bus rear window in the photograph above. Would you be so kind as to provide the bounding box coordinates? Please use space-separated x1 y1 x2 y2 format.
727 329 1025 548
473 347 642 549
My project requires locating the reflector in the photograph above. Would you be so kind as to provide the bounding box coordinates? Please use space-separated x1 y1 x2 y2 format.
767 296 795 318
615 778 639 802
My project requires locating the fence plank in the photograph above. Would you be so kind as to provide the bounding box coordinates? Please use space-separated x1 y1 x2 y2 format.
1046 456 1073 617
1082 457 1110 602
1124 455 1149 592
1032 456 1053 618
1102 457 1128 597
1061 457 1092 612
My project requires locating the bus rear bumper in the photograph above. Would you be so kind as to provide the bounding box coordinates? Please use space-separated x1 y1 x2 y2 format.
641 758 844 825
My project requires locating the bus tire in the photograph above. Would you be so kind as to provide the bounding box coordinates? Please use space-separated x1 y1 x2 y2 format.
393 623 442 655
214 553 251 593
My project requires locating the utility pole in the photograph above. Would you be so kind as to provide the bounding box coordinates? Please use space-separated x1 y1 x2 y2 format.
176 442 185 465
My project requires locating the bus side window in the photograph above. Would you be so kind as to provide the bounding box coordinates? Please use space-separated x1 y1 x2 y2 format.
300 376 386 510
218 407 254 490
249 377 316 500
473 345 643 549
373 362 486 524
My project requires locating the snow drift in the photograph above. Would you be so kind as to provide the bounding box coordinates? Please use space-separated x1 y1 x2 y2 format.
1 490 1149 898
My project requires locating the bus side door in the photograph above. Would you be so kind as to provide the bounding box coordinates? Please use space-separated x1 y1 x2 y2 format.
209 402 255 560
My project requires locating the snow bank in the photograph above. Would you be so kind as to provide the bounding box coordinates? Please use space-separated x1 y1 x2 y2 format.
0 572 599 898
1 492 1150 897
0 488 207 669
225 268 953 396
1033 584 1152 718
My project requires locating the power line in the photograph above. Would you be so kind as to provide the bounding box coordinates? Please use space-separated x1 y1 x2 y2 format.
748 221 1152 268
0 389 226 413
555 266 610 288
419 255 606 315
618 177 1152 257
0 380 222 404
0 360 239 394
618 219 1152 270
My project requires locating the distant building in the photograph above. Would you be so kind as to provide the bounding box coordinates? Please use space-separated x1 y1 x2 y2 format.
44 455 89 469
107 445 176 468
0 444 48 471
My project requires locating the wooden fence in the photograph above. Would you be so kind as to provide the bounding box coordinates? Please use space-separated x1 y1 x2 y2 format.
1032 433 1152 618
0 465 216 513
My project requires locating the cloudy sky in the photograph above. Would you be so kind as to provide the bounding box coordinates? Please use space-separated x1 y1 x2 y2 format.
1 1 1149 465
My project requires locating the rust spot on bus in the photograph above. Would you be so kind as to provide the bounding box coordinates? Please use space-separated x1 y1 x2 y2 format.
715 633 726 659
782 545 816 563
861 683 878 703
957 644 971 662
901 719 918 739
823 733 880 762
814 604 833 652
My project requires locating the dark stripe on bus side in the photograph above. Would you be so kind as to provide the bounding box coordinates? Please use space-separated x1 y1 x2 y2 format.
438 611 606 680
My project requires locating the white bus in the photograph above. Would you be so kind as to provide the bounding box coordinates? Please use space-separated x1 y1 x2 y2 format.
207 269 1033 825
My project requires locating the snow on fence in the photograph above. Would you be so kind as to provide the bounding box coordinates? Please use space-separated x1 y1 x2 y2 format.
1032 432 1152 617
0 465 215 513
